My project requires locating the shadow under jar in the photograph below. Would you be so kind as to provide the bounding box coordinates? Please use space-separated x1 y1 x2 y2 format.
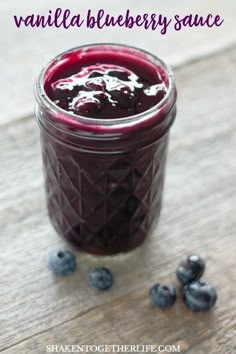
34 43 177 255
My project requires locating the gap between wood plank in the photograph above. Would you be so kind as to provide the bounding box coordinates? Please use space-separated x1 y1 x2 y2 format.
0 288 139 352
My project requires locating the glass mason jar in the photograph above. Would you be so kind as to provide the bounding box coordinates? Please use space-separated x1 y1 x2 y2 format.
34 44 177 255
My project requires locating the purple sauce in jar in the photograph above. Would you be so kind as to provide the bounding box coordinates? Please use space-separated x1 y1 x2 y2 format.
35 43 177 255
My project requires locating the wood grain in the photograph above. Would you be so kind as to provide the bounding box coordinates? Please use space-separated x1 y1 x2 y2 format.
1 0 236 125
0 47 236 353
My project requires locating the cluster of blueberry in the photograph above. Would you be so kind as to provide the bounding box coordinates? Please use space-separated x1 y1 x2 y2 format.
150 255 217 312
48 249 114 290
50 64 166 118
48 251 217 312
52 65 135 115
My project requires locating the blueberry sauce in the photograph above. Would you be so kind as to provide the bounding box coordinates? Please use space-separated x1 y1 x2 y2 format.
36 45 176 255
45 53 167 119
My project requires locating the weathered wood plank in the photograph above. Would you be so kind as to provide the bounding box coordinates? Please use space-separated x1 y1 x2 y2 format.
2 271 236 354
0 47 236 352
1 0 236 124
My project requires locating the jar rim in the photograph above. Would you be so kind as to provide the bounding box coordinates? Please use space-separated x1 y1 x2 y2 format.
35 43 176 132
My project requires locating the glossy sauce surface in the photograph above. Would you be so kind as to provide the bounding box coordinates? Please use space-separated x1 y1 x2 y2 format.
45 51 167 119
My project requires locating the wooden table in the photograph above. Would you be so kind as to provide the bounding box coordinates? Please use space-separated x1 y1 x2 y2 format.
1 2 236 353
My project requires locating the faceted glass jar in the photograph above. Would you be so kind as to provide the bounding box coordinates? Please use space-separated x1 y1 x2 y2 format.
34 44 177 255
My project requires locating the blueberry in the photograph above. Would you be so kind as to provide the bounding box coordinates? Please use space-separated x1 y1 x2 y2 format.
183 280 217 312
108 70 129 81
48 249 76 276
176 255 205 285
72 97 101 114
149 283 176 309
89 267 114 290
86 78 106 91
88 71 103 78
111 86 132 108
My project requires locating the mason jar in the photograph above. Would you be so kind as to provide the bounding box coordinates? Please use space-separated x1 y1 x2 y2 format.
34 43 177 255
